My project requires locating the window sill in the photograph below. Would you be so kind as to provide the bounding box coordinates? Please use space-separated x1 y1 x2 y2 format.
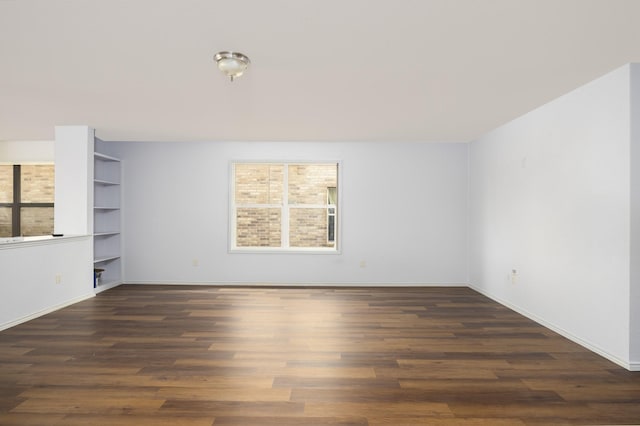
230 247 340 255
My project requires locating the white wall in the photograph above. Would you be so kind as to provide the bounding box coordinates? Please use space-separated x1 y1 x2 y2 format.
0 140 54 164
115 141 468 285
630 64 640 368
54 126 94 235
469 64 633 367
0 133 95 331
0 236 94 330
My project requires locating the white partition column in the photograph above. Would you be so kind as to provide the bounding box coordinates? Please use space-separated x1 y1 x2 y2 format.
54 126 94 235
630 64 640 370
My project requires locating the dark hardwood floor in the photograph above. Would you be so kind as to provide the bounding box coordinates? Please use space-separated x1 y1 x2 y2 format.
0 285 639 425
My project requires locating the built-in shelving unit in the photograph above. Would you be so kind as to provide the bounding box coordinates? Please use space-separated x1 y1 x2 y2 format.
93 140 122 292
54 127 124 293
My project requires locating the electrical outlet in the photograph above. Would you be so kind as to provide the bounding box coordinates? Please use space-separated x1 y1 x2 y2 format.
510 269 518 284
192 259 199 267
55 274 62 284
359 260 366 268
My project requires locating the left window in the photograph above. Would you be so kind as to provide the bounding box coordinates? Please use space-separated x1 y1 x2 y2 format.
0 164 55 237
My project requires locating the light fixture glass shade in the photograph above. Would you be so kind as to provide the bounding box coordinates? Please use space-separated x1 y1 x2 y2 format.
214 51 250 81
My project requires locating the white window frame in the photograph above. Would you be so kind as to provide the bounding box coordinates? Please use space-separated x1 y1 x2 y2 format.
229 161 341 254
326 187 337 244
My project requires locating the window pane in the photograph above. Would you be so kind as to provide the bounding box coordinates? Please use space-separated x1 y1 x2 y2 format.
0 165 12 203
235 164 283 204
0 207 11 237
20 207 54 236
327 187 337 205
288 164 337 205
328 215 336 242
21 165 55 203
236 208 281 247
289 208 335 248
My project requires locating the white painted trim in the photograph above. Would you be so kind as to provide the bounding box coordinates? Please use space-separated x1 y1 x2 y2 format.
229 247 339 254
0 234 90 250
229 161 237 250
235 203 283 208
228 160 342 253
0 292 95 331
629 362 640 372
469 283 634 371
282 164 290 248
94 280 123 294
124 280 467 287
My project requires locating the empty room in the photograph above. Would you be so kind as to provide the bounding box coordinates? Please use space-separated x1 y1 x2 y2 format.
1 0 640 424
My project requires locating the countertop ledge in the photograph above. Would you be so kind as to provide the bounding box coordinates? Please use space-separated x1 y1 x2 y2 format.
0 235 90 249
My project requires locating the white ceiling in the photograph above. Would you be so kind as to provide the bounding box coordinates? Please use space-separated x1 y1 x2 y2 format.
1 0 640 143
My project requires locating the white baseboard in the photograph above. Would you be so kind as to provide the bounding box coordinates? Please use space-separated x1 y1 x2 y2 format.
0 292 95 332
468 284 634 371
124 280 468 287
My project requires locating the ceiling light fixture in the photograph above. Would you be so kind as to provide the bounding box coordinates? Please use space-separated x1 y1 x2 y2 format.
214 51 250 82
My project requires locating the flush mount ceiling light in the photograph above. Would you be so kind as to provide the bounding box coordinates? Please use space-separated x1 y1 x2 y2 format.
214 51 250 82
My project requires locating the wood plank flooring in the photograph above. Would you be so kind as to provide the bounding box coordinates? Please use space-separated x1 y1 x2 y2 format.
1 285 639 425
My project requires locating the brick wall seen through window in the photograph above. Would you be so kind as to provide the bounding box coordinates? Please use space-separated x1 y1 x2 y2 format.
0 164 55 237
232 162 339 251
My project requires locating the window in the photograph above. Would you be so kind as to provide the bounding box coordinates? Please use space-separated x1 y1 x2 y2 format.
231 162 339 252
0 164 55 237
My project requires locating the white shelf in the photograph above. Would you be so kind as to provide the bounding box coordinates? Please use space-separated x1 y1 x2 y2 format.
94 179 120 185
94 279 122 293
94 255 121 263
95 280 121 291
94 152 120 162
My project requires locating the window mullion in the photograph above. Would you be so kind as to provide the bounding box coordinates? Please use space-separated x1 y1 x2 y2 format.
288 204 330 209
236 203 282 208
12 165 20 237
